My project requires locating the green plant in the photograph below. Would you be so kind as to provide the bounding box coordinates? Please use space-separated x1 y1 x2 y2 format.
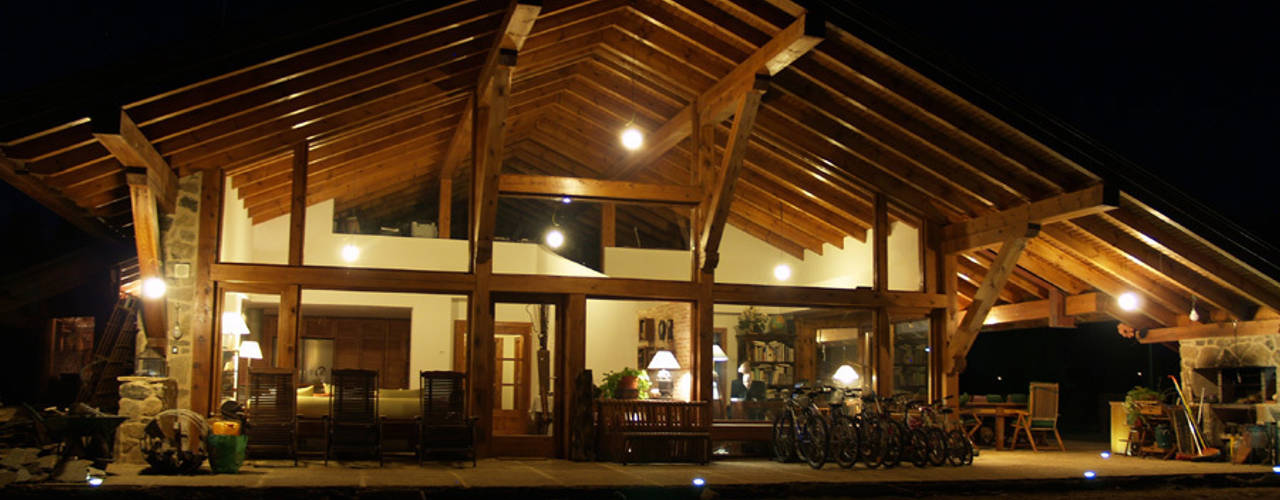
737 306 769 334
598 367 651 399
1123 386 1161 426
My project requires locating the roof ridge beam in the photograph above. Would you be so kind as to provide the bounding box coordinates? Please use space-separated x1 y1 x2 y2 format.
606 12 824 180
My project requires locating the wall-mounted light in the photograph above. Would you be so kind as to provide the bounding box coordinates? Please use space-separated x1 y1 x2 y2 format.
341 244 360 262
142 277 167 299
773 263 792 281
1117 292 1140 312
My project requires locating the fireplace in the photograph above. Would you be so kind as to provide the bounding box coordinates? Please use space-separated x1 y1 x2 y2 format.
1192 366 1277 404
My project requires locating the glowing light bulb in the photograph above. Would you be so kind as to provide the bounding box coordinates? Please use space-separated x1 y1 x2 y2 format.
620 126 643 150
341 244 360 262
692 478 706 487
561 197 571 204
832 364 859 386
1100 451 1111 459
1083 470 1096 479
545 228 565 248
1117 292 1140 312
773 263 791 281
142 278 167 299
1189 307 1200 322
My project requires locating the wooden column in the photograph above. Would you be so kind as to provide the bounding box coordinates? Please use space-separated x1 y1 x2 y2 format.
128 170 167 351
559 293 585 457
191 171 222 416
875 306 893 396
276 285 301 369
873 194 889 292
600 203 615 269
694 271 714 410
288 142 308 266
438 177 452 239
941 254 959 405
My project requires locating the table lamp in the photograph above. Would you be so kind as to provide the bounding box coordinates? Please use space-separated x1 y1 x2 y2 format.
648 350 680 398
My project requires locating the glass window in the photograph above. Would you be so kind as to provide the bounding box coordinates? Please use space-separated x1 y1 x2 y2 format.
892 316 932 401
220 172 289 264
887 206 924 292
586 299 693 402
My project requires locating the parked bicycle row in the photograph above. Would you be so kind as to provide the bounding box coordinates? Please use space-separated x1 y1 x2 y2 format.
772 385 975 469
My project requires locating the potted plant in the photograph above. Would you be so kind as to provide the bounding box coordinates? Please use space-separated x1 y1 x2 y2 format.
599 368 651 400
1123 385 1162 427
737 306 769 334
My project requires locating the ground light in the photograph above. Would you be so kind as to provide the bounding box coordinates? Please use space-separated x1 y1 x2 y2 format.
142 277 166 299
692 477 705 487
1100 451 1111 459
1272 465 1280 474
1083 470 1096 479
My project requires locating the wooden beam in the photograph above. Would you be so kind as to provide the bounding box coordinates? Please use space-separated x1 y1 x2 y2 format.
982 292 1103 327
438 98 475 182
127 171 167 351
699 76 769 272
276 285 301 369
211 262 475 294
942 184 1117 254
438 177 452 239
713 284 948 309
1048 288 1075 328
498 174 702 205
288 143 307 266
605 13 823 179
1024 237 1178 326
190 171 221 416
472 66 512 269
0 152 119 241
1138 319 1280 344
948 225 1038 374
873 193 889 291
601 202 615 268
92 109 178 213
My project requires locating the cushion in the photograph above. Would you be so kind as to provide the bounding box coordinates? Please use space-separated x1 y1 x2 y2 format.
1031 418 1056 428
1008 393 1028 404
958 393 971 406
297 386 314 397
986 394 1004 403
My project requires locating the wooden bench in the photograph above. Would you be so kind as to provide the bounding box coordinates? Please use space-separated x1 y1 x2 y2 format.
597 399 710 464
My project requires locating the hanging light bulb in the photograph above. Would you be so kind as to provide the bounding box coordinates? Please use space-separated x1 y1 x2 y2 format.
545 227 565 248
1117 292 1140 312
1188 296 1200 322
773 263 792 281
620 126 643 151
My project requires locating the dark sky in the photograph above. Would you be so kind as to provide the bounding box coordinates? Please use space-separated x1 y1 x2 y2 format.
861 1 1280 247
2 1 1278 256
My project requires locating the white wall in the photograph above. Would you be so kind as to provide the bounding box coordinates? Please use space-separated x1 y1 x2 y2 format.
604 248 692 281
584 299 655 385
219 182 256 263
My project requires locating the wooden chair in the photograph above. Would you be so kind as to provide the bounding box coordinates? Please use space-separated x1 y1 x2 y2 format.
417 371 476 466
245 368 298 465
326 369 382 465
1010 382 1065 451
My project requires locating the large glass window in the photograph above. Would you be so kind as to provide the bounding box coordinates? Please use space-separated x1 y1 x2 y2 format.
216 290 281 404
585 299 693 402
887 205 924 292
892 316 932 401
219 172 289 264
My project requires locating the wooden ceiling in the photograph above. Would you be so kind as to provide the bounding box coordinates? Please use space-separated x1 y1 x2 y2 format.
2 0 1279 333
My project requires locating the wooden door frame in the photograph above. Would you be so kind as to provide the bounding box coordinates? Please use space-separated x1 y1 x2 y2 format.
454 320 533 434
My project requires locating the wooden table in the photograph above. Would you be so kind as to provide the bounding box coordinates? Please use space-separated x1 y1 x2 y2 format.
960 402 1027 450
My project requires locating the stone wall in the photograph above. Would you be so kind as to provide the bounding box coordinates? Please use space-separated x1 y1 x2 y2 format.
115 376 177 463
160 172 204 409
1178 334 1280 398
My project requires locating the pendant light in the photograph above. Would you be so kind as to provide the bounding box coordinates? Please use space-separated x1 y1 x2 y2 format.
619 9 643 151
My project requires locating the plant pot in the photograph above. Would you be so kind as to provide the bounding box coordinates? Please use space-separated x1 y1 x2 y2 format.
618 375 640 399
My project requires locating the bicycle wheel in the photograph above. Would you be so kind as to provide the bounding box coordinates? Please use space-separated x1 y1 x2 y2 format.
908 428 929 468
772 411 796 462
798 413 828 469
830 415 859 469
925 427 948 466
880 419 905 468
946 429 974 466
858 417 883 469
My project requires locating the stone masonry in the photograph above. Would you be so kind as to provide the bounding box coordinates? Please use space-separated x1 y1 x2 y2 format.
1178 333 1280 446
161 172 204 410
114 376 177 463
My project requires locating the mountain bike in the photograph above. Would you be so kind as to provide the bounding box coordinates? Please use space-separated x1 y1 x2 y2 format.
772 385 829 469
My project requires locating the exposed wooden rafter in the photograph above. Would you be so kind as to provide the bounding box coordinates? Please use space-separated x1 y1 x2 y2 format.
699 75 769 272
941 184 1116 254
91 109 178 213
1138 319 1280 344
498 174 701 205
948 224 1039 374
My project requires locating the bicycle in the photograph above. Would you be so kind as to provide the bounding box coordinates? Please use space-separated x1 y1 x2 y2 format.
824 387 862 469
771 385 829 469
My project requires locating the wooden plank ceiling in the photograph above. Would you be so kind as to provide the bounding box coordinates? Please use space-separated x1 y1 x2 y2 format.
2 0 1279 333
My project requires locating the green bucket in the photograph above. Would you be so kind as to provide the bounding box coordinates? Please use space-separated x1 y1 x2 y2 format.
207 434 248 473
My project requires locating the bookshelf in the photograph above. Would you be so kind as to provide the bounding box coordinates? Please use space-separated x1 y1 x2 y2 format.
738 333 796 399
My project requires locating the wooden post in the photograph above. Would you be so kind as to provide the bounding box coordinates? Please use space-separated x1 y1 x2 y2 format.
873 194 889 292
941 254 959 405
695 271 714 410
875 306 893 396
438 177 452 239
559 293 585 457
128 169 167 352
600 203 615 270
288 142 308 266
276 285 301 369
191 171 222 416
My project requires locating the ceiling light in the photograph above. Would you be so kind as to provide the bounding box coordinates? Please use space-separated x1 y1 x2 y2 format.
341 244 360 262
1117 292 1140 312
545 228 565 248
773 263 791 281
620 126 643 151
142 278 167 299
1188 296 1200 322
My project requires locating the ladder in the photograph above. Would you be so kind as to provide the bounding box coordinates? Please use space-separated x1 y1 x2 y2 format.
76 295 140 412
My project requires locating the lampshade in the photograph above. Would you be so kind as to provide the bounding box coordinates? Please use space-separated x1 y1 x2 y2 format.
832 364 860 386
647 350 680 371
711 345 729 362
221 311 251 335
238 340 263 360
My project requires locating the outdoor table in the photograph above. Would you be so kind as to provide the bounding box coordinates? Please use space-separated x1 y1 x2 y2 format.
959 402 1026 450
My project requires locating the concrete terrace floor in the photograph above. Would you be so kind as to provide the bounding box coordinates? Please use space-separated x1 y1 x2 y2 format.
10 441 1280 498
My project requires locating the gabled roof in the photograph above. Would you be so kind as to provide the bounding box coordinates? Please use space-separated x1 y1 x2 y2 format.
2 0 1278 331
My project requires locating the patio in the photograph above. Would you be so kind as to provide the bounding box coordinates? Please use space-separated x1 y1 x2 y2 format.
9 441 1277 499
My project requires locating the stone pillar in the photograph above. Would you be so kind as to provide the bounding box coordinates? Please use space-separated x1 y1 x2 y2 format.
162 173 203 409
114 376 177 464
